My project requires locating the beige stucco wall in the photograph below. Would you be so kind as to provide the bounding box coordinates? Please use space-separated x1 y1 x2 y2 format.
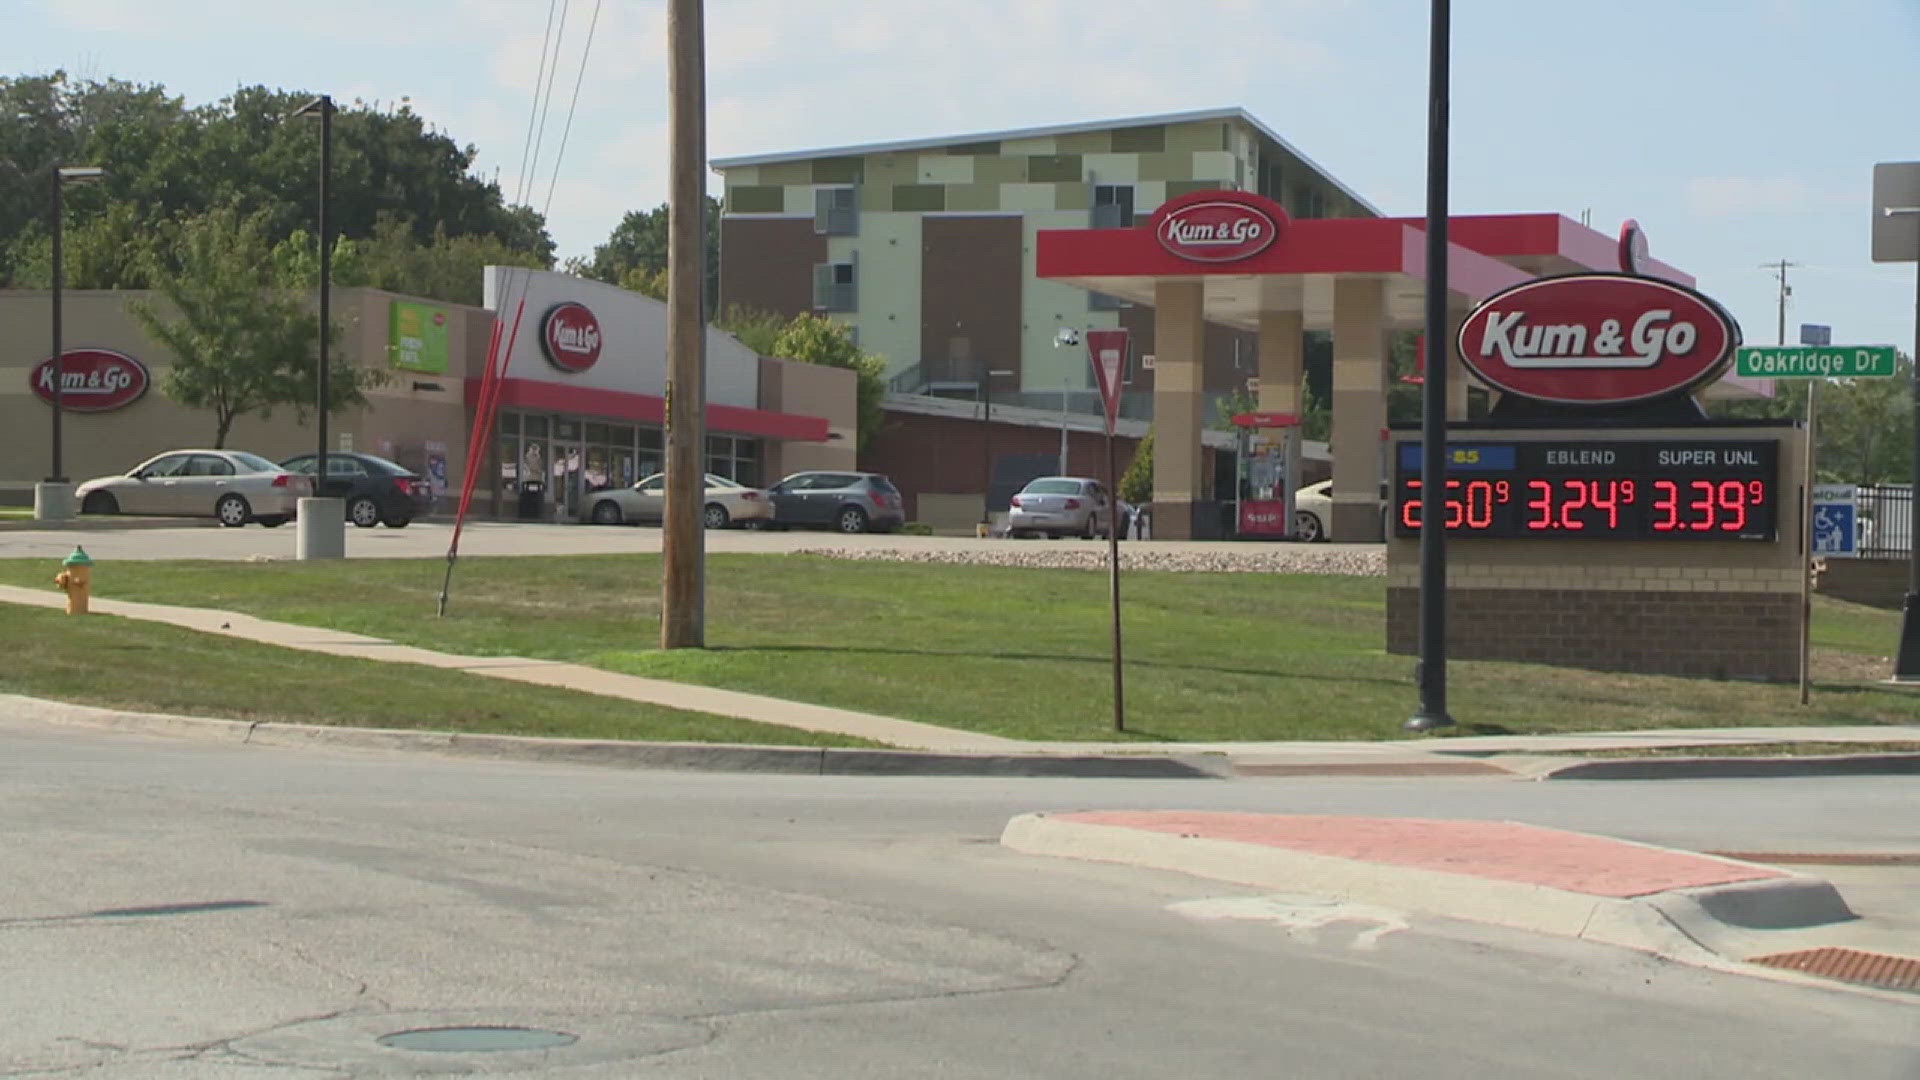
758 356 857 479
0 288 474 504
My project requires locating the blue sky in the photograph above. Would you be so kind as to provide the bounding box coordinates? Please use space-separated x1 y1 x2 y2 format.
15 0 1920 357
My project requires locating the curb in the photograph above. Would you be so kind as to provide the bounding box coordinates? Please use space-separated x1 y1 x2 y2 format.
9 696 1228 780
0 517 222 532
999 812 1864 982
1536 753 1920 780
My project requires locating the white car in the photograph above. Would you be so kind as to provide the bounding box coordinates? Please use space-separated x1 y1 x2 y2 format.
582 472 773 529
1291 479 1388 542
1007 476 1117 539
76 449 311 527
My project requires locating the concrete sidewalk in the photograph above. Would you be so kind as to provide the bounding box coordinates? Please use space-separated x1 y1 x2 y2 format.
5 583 1919 778
1002 810 1920 999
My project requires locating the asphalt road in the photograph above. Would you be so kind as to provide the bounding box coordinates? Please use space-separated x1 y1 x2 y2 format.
3 714 1916 1079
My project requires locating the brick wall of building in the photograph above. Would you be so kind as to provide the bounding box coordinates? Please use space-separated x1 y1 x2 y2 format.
1386 583 1800 680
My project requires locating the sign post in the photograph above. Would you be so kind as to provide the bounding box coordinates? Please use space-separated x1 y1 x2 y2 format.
1871 162 1920 680
1086 328 1130 733
1737 328 1896 703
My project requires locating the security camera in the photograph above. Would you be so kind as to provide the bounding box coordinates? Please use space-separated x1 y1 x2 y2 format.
1055 327 1081 348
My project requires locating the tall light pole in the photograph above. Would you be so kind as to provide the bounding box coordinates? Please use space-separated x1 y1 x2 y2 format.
36 165 105 523
291 95 345 559
1406 0 1455 732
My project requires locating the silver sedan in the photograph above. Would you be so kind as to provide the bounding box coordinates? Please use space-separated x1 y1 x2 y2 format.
75 449 311 527
581 472 774 529
1007 476 1117 539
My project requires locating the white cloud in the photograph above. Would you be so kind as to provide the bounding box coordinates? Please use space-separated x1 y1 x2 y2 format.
1685 177 1864 216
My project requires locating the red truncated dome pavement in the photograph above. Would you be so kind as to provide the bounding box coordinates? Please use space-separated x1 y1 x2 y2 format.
1055 812 1787 898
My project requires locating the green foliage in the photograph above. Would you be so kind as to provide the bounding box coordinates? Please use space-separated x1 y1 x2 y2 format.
0 71 553 291
1121 429 1154 504
1706 352 1917 483
574 196 721 312
1212 388 1257 430
769 312 888 454
126 207 383 447
714 305 788 355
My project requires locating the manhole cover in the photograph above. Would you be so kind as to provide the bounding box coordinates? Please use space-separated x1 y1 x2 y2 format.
1750 947 1920 992
377 1027 578 1053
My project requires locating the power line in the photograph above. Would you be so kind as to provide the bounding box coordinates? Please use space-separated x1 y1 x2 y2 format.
542 0 604 221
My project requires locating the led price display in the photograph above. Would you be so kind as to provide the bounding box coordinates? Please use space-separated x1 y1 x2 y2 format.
1393 440 1778 540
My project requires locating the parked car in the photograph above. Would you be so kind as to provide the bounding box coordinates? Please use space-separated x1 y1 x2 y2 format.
582 472 773 529
767 471 905 533
1007 476 1117 539
280 451 433 529
1292 479 1389 542
76 449 311 527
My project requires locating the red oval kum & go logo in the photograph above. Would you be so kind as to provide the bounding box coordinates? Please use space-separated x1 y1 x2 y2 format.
541 301 603 372
1455 273 1740 407
1151 191 1286 263
29 348 150 412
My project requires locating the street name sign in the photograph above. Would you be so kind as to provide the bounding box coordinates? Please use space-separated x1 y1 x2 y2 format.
1734 345 1898 378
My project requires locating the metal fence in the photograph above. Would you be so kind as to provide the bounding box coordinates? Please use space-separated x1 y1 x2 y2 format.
1856 483 1912 558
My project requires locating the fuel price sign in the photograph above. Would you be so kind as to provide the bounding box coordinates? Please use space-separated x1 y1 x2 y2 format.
1393 440 1779 541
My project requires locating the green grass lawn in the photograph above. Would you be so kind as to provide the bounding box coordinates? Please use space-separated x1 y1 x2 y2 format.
2 553 1917 743
0 603 870 746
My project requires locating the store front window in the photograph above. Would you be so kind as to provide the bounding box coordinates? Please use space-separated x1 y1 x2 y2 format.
489 411 762 519
707 434 761 487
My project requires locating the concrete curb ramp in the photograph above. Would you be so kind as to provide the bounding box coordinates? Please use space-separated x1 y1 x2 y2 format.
999 810 1889 990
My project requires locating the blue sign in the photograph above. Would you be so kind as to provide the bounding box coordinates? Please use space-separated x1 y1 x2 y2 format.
1811 483 1857 557
1800 323 1833 347
1397 443 1518 472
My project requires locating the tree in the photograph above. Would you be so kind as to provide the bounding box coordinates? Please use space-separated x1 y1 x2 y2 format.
1120 429 1154 504
0 72 555 288
127 208 382 447
764 312 889 454
714 305 788 355
578 196 721 312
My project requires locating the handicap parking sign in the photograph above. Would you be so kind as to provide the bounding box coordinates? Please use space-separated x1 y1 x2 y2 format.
1811 484 1857 557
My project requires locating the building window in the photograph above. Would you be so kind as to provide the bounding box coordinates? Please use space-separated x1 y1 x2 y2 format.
706 434 762 487
1089 291 1126 311
1091 183 1134 228
814 261 857 313
815 186 857 235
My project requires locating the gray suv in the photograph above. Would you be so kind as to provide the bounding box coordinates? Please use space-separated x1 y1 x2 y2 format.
768 471 906 533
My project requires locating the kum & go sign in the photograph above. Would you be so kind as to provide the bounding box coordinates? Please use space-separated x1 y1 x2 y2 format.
1150 190 1287 263
1456 273 1740 407
30 349 150 412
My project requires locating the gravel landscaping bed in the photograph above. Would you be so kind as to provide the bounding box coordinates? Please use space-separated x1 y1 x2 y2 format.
792 544 1386 576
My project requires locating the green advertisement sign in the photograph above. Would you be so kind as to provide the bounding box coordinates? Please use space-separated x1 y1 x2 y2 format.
390 301 450 374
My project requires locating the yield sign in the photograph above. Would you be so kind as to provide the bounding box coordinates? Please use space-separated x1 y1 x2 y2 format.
1085 328 1130 432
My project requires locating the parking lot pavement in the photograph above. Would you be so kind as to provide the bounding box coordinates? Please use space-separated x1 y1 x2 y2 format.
0 520 1382 563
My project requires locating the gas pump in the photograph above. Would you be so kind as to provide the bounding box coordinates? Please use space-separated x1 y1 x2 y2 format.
1230 412 1300 539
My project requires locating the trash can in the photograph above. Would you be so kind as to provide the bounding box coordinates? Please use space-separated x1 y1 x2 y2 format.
517 480 546 521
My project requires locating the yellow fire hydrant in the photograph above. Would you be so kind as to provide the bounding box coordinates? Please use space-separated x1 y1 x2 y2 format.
54 545 94 615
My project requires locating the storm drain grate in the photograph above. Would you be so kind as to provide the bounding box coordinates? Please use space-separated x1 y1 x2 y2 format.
1749 948 1920 993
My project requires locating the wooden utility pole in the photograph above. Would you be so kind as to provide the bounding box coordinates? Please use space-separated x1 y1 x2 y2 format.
661 0 707 648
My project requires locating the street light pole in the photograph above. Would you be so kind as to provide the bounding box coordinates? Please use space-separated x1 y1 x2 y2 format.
1407 0 1455 731
36 166 104 523
50 171 64 485
292 95 345 559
